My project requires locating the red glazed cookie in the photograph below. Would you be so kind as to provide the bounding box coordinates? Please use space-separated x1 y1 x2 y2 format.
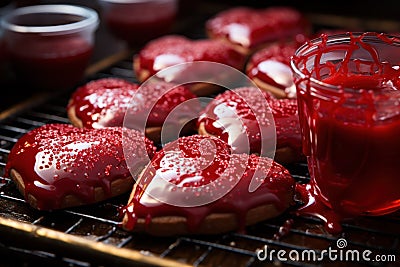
246 32 348 98
246 42 299 98
133 35 247 95
197 87 302 164
122 135 295 236
5 124 156 210
67 78 199 142
206 7 310 55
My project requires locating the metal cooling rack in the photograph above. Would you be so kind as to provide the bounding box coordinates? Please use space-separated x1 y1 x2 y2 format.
2 1 400 265
0 57 399 267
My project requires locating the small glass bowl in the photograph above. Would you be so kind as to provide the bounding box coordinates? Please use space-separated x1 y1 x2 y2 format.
1 4 99 90
99 0 177 46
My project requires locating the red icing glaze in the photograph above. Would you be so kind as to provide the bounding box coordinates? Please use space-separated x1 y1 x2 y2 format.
5 124 156 210
198 87 302 157
68 78 198 129
246 31 347 98
292 33 400 233
206 7 309 49
103 0 176 45
323 71 400 90
247 43 300 98
7 37 93 89
295 182 343 234
135 35 246 78
123 135 295 233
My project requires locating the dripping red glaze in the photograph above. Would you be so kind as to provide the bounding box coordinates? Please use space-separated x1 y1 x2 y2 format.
68 78 198 129
5 124 156 210
197 87 302 157
123 135 295 233
295 182 344 234
206 7 309 49
292 32 400 233
134 35 246 78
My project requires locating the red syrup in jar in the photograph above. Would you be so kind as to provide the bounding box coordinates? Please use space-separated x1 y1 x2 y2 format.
106 14 175 46
104 1 176 46
8 37 93 90
292 33 400 234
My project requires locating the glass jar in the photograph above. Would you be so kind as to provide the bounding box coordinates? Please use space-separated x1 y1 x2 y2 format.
291 33 400 218
1 4 99 90
99 0 177 46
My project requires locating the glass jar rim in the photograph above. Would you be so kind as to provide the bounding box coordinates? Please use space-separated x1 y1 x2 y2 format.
290 32 400 96
1 5 99 34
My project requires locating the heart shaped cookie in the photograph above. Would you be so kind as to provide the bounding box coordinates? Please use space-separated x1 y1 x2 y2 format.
133 35 247 95
122 135 295 235
197 87 303 164
67 78 199 143
206 7 310 55
5 124 156 210
247 42 299 98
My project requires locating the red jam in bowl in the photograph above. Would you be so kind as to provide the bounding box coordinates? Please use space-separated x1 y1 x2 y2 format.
100 0 177 46
8 37 93 89
1 5 98 90
291 33 400 233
